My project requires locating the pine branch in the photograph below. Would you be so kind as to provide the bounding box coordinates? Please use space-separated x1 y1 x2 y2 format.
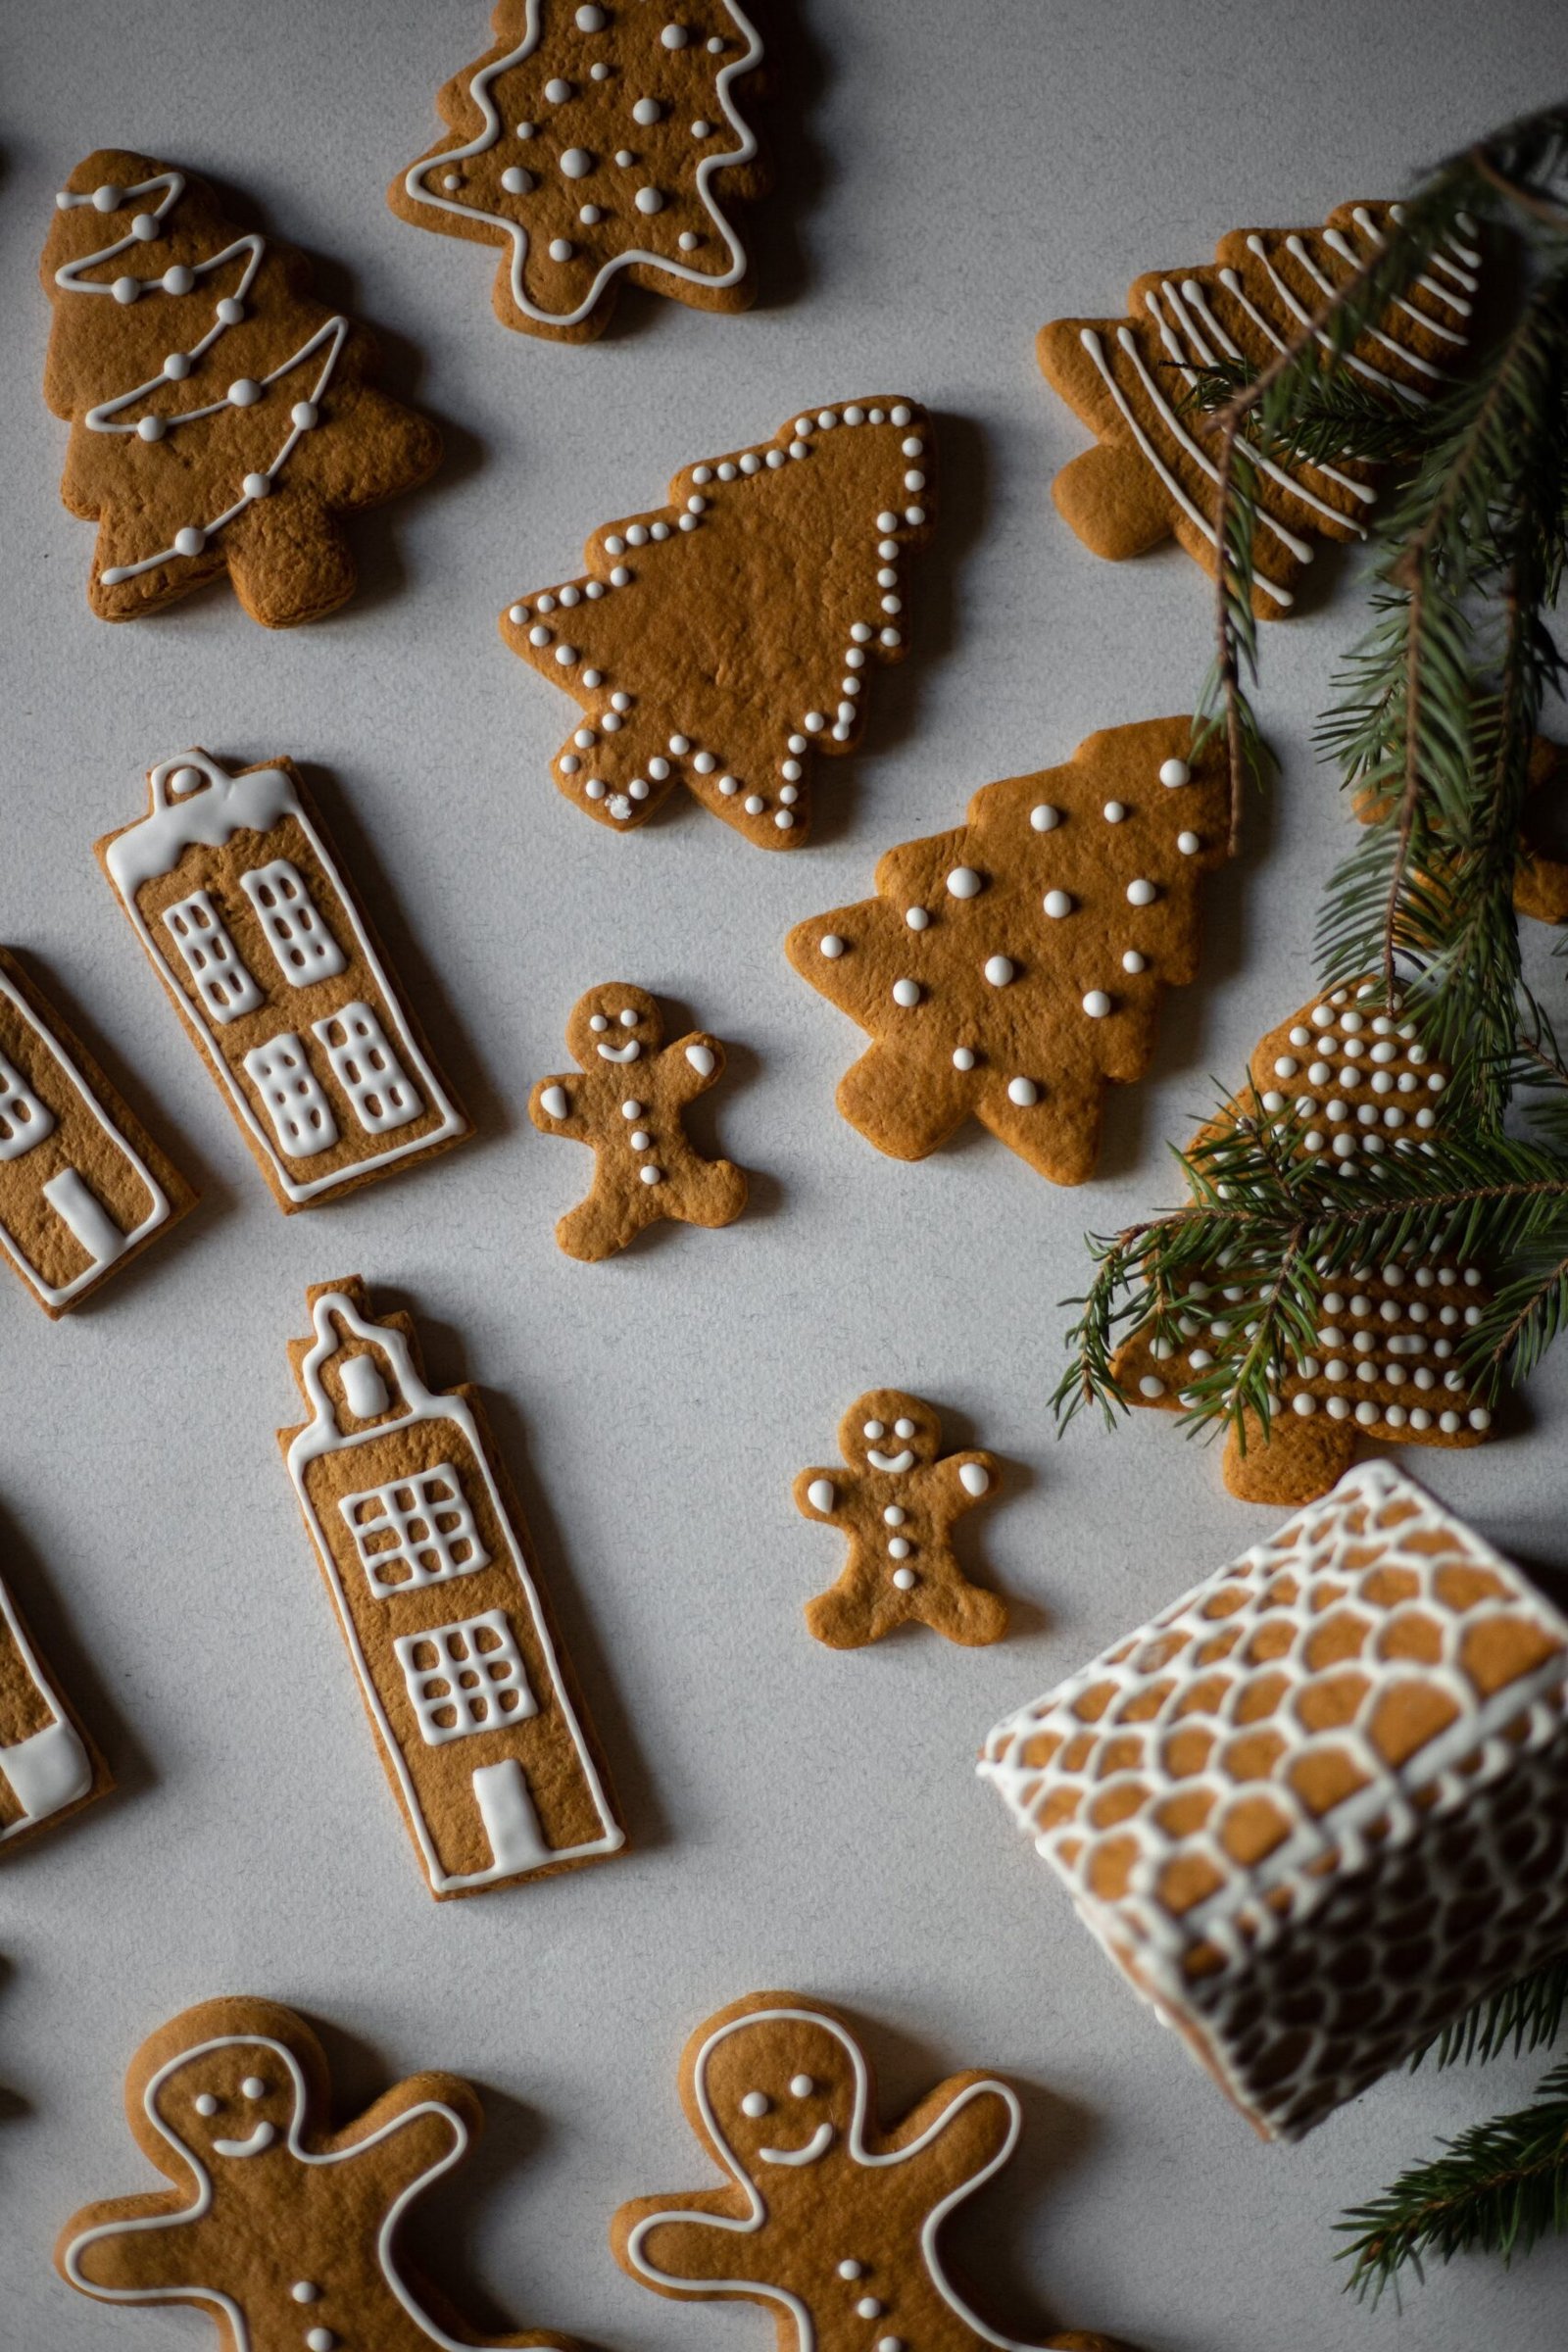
1414 1958 1568 2071
1337 2058 1568 2303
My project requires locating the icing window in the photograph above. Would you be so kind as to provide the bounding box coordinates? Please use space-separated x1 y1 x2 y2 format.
241 1033 339 1158
238 859 347 986
312 1003 422 1134
162 890 264 1024
0 1050 56 1162
393 1609 535 1746
339 1465 490 1597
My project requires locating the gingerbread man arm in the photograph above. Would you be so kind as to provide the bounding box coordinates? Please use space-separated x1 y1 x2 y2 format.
327 2071 472 2183
882 2072 1020 2203
666 1033 727 1103
529 1072 596 1143
793 1467 853 1526
613 2186 773 2297
929 1450 999 1515
58 2193 224 2304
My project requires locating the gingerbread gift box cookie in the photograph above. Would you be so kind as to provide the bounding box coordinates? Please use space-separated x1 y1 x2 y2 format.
501 400 935 847
980 1461 1568 2141
787 718 1229 1182
391 0 766 343
98 751 468 1211
1039 202 1481 615
58 1995 591 2352
794 1390 1004 1648
0 946 192 1316
0 1561 112 1852
41 151 440 625
612 1991 1118 2352
528 983 746 1259
280 1279 623 1898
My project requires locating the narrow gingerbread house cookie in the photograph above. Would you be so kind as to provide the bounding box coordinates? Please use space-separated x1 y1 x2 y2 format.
0 946 191 1317
280 1279 624 1899
98 751 468 1211
980 1462 1568 2140
0 1565 112 1853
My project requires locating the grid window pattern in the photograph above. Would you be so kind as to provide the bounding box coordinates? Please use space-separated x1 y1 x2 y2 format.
162 891 264 1024
339 1464 490 1597
239 859 347 987
0 1050 55 1162
241 1033 339 1158
313 1002 422 1135
394 1609 534 1746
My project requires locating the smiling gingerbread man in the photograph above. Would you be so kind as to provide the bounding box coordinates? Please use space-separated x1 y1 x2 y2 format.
612 1991 1117 2352
529 983 747 1261
794 1389 1005 1647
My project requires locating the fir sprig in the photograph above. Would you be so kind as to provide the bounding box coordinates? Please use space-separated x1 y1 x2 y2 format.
1418 1959 1568 2070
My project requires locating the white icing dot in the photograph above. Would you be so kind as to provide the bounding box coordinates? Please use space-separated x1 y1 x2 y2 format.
892 1568 917 1591
443 172 463 191
164 351 191 380
1139 1375 1165 1398
953 1047 976 1070
662 20 688 44
546 76 573 101
291 400 318 429
502 167 532 194
1030 804 1059 831
1126 878 1156 906
216 296 244 325
1122 949 1147 974
818 932 846 958
228 377 263 408
892 979 920 1007
92 183 123 212
640 1164 663 1185
984 956 1014 986
857 2302 884 2322
741 2091 769 2117
112 275 140 305
1160 758 1190 788
194 2093 219 2116
906 907 929 930
1043 891 1072 919
1292 1393 1317 1417
162 265 194 295
550 237 574 261
529 623 551 645
577 1 607 24
1102 800 1127 823
1273 1057 1298 1078
137 416 166 443
887 1537 910 1559
1007 1077 1038 1106
1177 831 1200 855
1082 991 1112 1018
131 214 159 241
242 471 271 498
615 148 634 166
838 2264 863 2282
692 118 712 137
555 644 578 665
173 526 205 557
678 229 701 250
946 866 982 899
516 120 536 137
562 147 595 178
292 2284 320 2304
579 203 604 223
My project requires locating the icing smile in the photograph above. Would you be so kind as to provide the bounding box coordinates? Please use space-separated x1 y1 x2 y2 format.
866 1446 914 1473
757 2123 834 2166
212 2122 276 2158
596 1040 643 1062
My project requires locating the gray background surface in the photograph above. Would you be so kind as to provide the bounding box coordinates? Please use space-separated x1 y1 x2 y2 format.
3 2 1568 2345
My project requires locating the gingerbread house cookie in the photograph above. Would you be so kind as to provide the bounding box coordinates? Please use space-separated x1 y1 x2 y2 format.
0 1562 112 1852
980 1462 1568 2140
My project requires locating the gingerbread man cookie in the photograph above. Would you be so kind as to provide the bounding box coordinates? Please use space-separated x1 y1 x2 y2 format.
612 1991 1119 2352
528 983 746 1259
794 1391 1004 1648
58 1996 587 2352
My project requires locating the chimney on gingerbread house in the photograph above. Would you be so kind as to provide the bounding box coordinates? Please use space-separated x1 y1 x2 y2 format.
280 1279 623 1898
98 751 467 1209
979 1462 1568 2139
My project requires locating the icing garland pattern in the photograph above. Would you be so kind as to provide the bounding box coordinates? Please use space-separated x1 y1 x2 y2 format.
42 151 440 623
502 401 935 847
391 0 766 341
786 718 1230 1182
979 1461 1568 2140
1039 201 1482 616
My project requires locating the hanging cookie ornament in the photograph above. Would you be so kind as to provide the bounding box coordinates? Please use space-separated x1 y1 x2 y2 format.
41 151 441 624
391 0 767 342
501 400 935 847
787 718 1229 1182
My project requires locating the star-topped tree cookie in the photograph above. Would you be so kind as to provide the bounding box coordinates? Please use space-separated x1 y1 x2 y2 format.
612 1991 1119 2352
41 152 441 624
57 1996 591 2352
501 400 935 847
787 718 1230 1181
390 0 767 342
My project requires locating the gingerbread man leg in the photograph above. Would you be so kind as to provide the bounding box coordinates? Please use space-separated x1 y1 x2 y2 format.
556 1167 656 1262
668 1152 748 1231
805 1550 899 1649
912 1571 1008 1647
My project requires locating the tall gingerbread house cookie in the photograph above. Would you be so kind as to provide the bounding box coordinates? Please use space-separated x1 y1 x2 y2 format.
0 1565 112 1851
0 947 191 1316
281 1280 623 1899
98 751 468 1209
979 1463 1568 2140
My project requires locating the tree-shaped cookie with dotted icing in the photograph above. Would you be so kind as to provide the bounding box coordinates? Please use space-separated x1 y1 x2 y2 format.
1038 202 1482 618
41 151 441 625
612 1991 1120 2352
390 0 767 343
787 718 1229 1181
529 983 746 1258
1110 980 1498 1503
57 1995 592 2352
794 1390 1004 1648
500 400 935 847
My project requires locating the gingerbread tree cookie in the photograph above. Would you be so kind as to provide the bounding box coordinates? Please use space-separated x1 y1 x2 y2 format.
391 0 766 342
529 983 746 1258
1110 979 1497 1503
58 1996 590 2352
42 151 441 624
787 718 1229 1183
1040 201 1482 616
501 400 934 847
795 1391 1004 1648
612 1991 1118 2352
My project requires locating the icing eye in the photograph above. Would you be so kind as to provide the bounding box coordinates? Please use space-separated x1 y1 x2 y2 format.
240 2077 268 2100
894 1418 915 1440
619 1007 639 1027
862 1420 885 1440
740 2090 770 2117
789 2075 814 2098
590 1014 609 1031
194 2093 220 2117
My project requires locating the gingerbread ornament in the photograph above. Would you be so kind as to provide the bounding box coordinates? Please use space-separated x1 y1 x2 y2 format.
612 1991 1118 2352
529 983 746 1260
794 1391 1004 1648
58 1996 588 2352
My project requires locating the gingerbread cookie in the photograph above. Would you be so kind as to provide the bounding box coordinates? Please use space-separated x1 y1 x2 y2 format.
794 1391 1004 1648
612 1991 1118 2352
1109 979 1496 1503
391 0 766 343
42 151 440 625
281 1280 624 1898
1039 202 1481 616
58 1995 588 2350
786 718 1229 1183
0 946 192 1316
529 984 745 1259
500 400 935 847
1354 736 1568 926
0 1562 111 1852
98 751 468 1212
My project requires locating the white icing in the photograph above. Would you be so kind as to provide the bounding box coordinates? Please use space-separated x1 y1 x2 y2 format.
806 1479 835 1514
866 1446 914 1474
957 1462 989 1496
0 1580 93 1831
394 1608 534 1745
685 1042 716 1077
